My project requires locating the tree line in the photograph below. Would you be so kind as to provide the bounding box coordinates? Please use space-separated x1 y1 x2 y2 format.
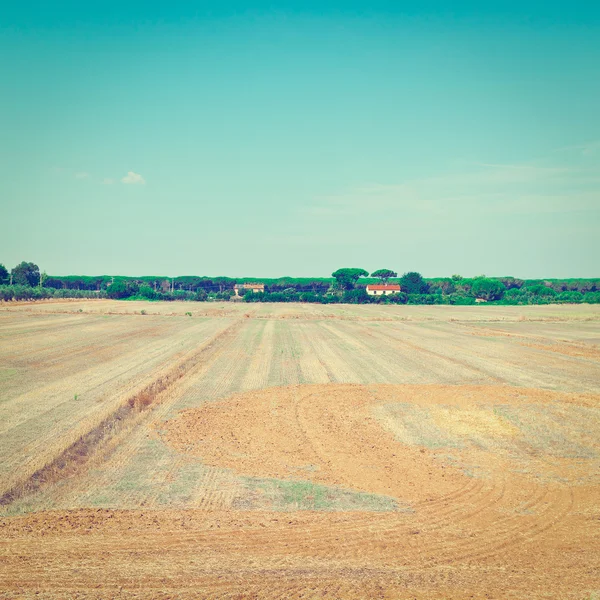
1 261 599 305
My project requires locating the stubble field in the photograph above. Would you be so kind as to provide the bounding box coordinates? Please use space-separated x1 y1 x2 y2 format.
1 300 599 598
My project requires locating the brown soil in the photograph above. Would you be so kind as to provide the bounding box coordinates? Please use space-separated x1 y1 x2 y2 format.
0 497 597 599
161 384 599 494
14 384 574 597
521 341 600 360
161 384 471 502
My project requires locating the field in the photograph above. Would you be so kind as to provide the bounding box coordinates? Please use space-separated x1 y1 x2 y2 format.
1 300 599 598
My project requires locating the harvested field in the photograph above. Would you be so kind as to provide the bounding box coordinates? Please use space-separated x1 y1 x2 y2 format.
0 300 599 598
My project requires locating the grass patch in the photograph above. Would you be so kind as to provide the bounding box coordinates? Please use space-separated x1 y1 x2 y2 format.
0 368 18 385
238 477 405 512
494 404 599 459
376 403 462 449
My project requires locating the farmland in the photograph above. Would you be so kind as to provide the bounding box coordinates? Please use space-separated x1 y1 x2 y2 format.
1 300 599 598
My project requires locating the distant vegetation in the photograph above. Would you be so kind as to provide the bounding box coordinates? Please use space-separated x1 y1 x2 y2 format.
0 261 599 305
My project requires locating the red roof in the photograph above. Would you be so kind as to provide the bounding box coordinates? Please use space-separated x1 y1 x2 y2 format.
367 284 401 291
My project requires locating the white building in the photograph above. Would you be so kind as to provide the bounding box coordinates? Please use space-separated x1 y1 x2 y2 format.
366 284 401 296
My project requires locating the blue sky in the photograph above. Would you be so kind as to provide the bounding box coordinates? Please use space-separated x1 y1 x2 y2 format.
1 2 599 278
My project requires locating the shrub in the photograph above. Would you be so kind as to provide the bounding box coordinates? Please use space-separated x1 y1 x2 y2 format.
12 285 31 301
557 291 583 304
139 285 156 300
342 289 371 304
523 284 556 298
170 290 194 301
448 293 476 305
471 278 506 301
107 281 129 299
215 290 234 300
583 292 600 304
387 292 407 304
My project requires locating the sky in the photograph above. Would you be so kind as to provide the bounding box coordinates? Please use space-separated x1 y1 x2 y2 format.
1 1 599 278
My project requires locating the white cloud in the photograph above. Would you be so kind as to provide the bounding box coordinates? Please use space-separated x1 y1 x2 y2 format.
74 172 89 179
300 156 600 221
102 178 115 185
555 140 600 156
121 171 146 185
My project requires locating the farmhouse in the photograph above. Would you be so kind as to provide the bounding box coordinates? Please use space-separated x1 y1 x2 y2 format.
234 282 265 295
366 284 401 296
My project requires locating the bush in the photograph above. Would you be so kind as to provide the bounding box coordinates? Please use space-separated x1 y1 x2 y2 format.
342 289 370 304
12 285 32 301
29 287 52 300
387 292 408 304
139 285 156 300
107 281 129 299
370 292 407 304
0 285 104 301
583 292 600 304
499 288 527 305
298 292 321 303
0 286 13 301
557 291 583 304
471 278 506 301
215 290 233 301
523 284 556 298
173 290 195 301
448 293 476 305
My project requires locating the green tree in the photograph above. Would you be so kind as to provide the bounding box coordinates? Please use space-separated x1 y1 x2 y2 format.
0 264 8 284
11 262 40 287
107 281 129 299
399 272 428 294
342 288 370 304
583 292 600 304
471 278 506 301
139 284 156 300
331 268 369 290
557 291 583 304
523 284 556 298
371 269 397 283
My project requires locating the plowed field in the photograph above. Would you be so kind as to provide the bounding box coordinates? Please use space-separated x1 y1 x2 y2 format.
1 300 599 598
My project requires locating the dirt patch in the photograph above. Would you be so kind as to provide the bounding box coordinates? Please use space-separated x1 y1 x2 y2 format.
161 384 600 502
161 385 462 503
521 341 600 360
2 496 599 599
